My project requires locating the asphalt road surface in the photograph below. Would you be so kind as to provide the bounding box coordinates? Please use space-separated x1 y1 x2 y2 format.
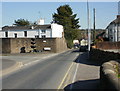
2 49 80 89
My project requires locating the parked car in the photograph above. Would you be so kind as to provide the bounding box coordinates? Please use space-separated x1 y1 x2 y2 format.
74 43 80 49
79 45 88 52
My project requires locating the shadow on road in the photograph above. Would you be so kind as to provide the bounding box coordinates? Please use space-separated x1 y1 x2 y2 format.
64 50 101 90
73 51 104 66
64 79 100 90
71 49 80 53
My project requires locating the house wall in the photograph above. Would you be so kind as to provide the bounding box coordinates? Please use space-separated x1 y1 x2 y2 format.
27 30 38 38
0 31 5 38
40 29 52 38
107 24 120 42
51 23 63 38
1 38 67 53
0 24 64 38
118 25 120 41
8 31 24 38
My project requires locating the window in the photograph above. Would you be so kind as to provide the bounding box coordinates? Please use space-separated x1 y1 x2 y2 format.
5 31 8 37
41 30 46 33
35 35 39 38
14 33 17 38
41 35 46 38
24 31 27 37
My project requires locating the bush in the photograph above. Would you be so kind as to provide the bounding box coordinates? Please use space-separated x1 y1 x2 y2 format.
67 40 73 49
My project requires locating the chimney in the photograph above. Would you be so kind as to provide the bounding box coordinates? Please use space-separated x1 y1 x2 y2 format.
117 15 120 19
37 18 44 25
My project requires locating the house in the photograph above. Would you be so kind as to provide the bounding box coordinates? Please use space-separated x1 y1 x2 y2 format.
0 19 68 53
0 19 64 38
106 15 120 42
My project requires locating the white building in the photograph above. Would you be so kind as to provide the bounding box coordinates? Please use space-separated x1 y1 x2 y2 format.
106 15 120 42
0 23 64 38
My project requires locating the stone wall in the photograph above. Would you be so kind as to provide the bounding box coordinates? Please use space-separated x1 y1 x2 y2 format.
0 38 2 53
35 38 57 53
89 48 120 63
100 61 120 90
1 38 68 53
10 38 31 53
96 42 120 49
2 38 11 53
56 38 67 53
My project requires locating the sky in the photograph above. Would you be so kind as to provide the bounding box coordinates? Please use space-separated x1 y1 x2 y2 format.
1 1 119 29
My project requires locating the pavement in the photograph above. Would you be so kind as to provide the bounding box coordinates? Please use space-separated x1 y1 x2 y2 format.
1 51 68 77
63 52 100 90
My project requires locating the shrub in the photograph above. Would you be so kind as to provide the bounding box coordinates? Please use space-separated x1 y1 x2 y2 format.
67 40 73 49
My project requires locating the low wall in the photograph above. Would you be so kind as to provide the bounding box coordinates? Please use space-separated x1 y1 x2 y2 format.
89 48 120 63
100 61 120 90
96 42 120 50
1 38 67 53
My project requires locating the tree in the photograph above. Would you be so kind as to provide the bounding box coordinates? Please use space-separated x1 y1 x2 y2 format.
52 5 80 48
14 19 30 26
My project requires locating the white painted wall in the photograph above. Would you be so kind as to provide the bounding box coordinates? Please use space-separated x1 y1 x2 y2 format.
37 19 44 25
0 31 5 38
107 24 120 42
118 25 120 41
51 23 63 38
43 29 51 38
27 30 38 38
8 31 24 38
0 24 64 38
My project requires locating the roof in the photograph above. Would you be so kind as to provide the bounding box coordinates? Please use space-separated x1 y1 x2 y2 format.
111 17 120 24
106 15 120 29
2 25 51 31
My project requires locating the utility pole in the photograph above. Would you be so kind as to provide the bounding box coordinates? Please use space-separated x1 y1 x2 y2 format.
118 1 120 15
93 8 96 42
87 0 91 52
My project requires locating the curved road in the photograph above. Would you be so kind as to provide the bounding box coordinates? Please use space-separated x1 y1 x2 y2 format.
2 49 80 89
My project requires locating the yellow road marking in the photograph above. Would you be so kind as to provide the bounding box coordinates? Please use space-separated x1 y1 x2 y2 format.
57 62 74 90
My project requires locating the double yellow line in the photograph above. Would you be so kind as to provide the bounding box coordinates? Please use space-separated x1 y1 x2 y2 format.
57 62 74 90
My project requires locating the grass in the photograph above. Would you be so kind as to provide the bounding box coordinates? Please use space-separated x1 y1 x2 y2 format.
114 64 120 78
118 74 120 78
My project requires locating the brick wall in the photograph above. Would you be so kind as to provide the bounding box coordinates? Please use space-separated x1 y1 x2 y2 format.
1 38 67 53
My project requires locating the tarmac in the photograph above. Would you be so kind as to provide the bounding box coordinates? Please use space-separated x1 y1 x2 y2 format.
1 50 100 89
0 52 63 77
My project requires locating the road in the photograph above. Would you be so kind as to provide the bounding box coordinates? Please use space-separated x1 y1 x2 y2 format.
2 49 80 89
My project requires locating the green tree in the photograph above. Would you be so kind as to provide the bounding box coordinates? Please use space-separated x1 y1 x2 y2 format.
52 5 80 48
14 19 30 26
